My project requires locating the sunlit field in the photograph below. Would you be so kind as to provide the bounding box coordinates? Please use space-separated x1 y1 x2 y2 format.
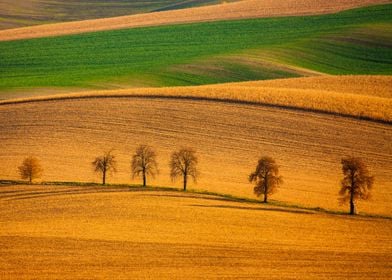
1 0 391 278
0 94 391 215
4 75 389 122
0 185 391 279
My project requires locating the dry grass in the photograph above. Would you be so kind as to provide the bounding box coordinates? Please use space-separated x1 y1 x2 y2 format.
0 0 389 41
2 75 391 123
0 185 391 278
227 75 392 98
0 92 391 216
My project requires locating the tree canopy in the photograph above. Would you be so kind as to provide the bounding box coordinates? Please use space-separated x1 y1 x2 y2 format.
18 156 43 183
339 157 374 215
170 148 199 191
249 156 282 203
131 145 158 187
92 150 117 185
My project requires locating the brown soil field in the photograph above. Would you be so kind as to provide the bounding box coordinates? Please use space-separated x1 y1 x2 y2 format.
3 75 391 123
0 0 389 41
0 185 391 279
0 95 391 216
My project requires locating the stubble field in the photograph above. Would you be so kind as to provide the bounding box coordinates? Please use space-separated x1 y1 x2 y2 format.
3 75 390 122
0 185 391 279
0 93 391 215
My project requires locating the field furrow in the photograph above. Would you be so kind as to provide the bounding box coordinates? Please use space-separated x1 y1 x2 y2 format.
0 186 391 278
0 97 391 215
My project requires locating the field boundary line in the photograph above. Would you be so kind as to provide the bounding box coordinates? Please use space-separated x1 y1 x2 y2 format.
0 93 391 125
0 0 390 41
1 180 391 220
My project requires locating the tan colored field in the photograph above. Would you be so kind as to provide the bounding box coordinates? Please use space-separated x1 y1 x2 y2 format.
0 0 389 41
0 185 391 279
228 75 392 98
3 75 391 123
0 92 391 215
0 0 238 30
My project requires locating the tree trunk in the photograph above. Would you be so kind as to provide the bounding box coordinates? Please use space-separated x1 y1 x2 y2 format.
350 200 355 215
183 174 187 191
143 172 146 187
102 170 106 185
264 176 268 203
349 174 355 215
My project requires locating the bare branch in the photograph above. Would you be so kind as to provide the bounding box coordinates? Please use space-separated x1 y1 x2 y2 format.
248 156 282 203
169 148 199 191
131 145 159 187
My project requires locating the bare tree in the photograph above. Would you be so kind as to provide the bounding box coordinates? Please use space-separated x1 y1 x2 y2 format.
170 148 199 191
18 156 43 183
339 157 374 215
131 145 158 187
92 150 117 185
249 156 282 203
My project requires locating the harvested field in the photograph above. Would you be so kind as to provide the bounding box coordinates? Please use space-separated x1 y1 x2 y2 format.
232 75 392 98
3 75 391 123
0 0 389 41
0 96 391 215
0 185 391 278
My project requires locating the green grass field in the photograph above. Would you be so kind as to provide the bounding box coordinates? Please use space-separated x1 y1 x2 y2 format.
0 4 391 92
0 0 229 30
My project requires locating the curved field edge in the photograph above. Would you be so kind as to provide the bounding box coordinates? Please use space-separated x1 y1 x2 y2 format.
1 5 391 91
1 76 391 124
1 185 391 279
0 0 232 31
0 0 389 41
1 97 390 215
1 181 390 219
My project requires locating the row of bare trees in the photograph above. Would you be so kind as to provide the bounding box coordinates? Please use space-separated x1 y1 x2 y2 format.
92 146 198 191
247 156 374 215
17 149 374 215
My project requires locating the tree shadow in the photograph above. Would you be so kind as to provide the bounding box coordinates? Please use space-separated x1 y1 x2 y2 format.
0 187 130 201
140 193 237 203
190 204 314 215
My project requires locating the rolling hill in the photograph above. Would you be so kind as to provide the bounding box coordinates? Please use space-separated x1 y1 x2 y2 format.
0 0 233 30
0 78 391 215
2 75 391 123
1 185 391 278
0 4 391 94
0 0 389 40
1 1 391 278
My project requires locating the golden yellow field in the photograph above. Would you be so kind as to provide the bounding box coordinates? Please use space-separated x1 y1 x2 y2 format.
228 75 392 98
0 0 389 41
3 75 391 122
0 80 391 215
0 185 391 279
